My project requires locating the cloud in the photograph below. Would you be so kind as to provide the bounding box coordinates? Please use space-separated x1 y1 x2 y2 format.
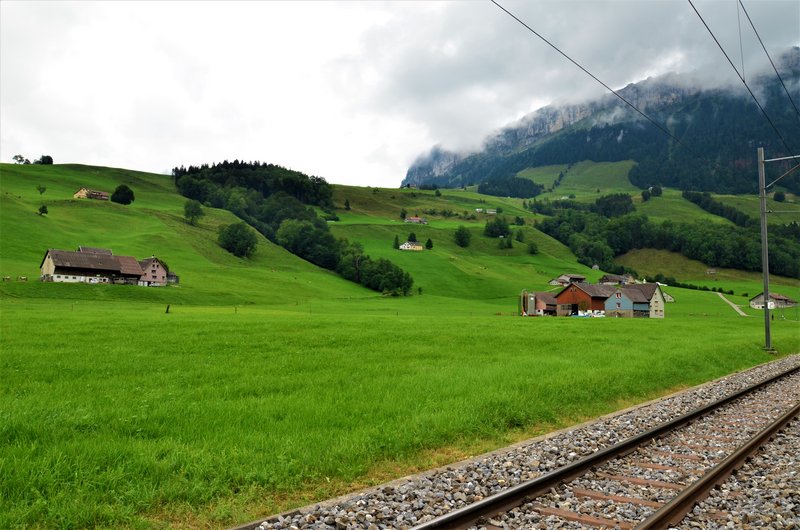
1 1 798 187
337 0 799 156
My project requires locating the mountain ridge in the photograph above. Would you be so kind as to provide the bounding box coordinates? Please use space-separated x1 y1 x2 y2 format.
404 47 800 194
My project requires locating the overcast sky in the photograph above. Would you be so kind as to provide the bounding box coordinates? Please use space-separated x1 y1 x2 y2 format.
1 1 798 187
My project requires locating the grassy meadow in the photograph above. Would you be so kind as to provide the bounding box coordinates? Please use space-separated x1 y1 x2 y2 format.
517 160 638 199
1 162 799 529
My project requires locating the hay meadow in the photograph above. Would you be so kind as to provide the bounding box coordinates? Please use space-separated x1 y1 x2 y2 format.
1 163 798 528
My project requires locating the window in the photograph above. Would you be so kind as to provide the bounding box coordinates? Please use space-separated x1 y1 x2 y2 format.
616 302 621 309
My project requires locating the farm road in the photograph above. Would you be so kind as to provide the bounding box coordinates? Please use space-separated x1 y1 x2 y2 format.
717 292 748 316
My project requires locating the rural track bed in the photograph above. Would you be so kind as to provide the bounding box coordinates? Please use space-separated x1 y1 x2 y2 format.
237 355 800 530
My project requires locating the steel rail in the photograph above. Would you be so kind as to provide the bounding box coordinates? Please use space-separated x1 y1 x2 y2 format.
410 364 800 530
635 400 800 529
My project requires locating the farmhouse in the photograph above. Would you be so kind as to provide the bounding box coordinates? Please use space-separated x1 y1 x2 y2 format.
399 241 424 251
625 283 666 318
139 256 169 286
548 273 587 287
404 216 428 224
749 292 797 309
73 188 110 200
598 273 635 285
40 247 172 286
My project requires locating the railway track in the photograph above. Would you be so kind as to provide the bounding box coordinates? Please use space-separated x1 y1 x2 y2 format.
234 357 800 530
412 364 800 530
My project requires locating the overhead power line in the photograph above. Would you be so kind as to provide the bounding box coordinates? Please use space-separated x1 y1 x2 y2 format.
489 0 697 157
736 0 746 82
687 0 796 156
738 0 800 121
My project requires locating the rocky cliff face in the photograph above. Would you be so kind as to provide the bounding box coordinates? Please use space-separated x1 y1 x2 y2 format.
402 74 702 187
403 68 716 185
403 47 799 193
404 146 465 186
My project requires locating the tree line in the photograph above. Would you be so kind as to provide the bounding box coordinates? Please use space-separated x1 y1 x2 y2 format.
537 200 800 278
173 160 413 295
477 176 543 199
681 191 753 228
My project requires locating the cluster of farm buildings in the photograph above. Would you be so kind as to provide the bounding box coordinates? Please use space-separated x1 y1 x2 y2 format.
39 247 176 286
73 187 109 200
522 273 669 318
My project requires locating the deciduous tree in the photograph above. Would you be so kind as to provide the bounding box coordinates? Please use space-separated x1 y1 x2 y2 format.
454 225 471 247
184 199 204 225
218 222 257 258
110 185 135 205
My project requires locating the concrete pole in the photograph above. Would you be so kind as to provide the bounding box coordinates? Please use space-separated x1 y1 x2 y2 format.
758 147 772 351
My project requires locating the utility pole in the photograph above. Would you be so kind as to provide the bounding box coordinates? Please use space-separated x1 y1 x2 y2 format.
757 148 772 352
757 148 800 353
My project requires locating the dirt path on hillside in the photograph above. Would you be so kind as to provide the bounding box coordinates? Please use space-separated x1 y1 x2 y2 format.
717 292 748 316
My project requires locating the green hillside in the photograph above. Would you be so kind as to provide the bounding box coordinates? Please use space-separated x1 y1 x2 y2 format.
1 163 597 309
616 249 800 299
2 162 798 529
517 160 638 199
715 192 800 226
0 163 368 306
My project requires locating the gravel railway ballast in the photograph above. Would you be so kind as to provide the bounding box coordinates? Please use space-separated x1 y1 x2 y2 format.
231 355 800 530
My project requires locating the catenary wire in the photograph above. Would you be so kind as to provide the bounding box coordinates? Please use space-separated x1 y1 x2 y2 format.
489 0 699 157
687 0 796 156
738 0 800 121
736 0 746 82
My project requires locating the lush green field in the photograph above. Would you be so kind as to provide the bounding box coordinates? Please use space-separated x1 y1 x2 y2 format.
616 249 800 295
714 192 800 226
3 296 798 529
2 162 799 529
517 160 638 199
634 188 733 225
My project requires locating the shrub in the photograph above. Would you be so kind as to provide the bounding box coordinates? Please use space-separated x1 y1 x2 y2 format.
184 200 204 225
454 226 471 247
111 185 135 205
218 222 258 258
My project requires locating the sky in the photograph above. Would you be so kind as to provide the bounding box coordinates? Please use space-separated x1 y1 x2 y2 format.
1 1 798 187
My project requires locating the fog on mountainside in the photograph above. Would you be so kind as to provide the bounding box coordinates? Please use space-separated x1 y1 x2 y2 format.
404 47 800 195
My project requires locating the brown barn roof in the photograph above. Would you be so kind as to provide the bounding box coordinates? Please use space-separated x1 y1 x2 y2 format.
42 249 121 272
577 283 617 298
116 256 144 277
750 292 797 303
78 246 113 255
625 283 658 300
534 292 557 305
620 286 649 303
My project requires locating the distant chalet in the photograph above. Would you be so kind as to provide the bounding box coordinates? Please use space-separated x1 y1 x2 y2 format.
40 247 176 286
548 273 586 287
404 216 428 224
749 292 797 309
73 188 110 200
399 241 424 251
